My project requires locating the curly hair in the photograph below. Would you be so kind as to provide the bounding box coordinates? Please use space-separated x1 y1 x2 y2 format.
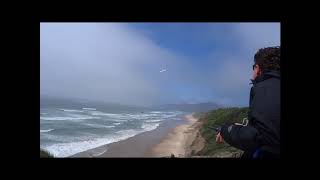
254 46 280 72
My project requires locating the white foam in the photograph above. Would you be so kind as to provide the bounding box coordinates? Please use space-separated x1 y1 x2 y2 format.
60 109 84 113
116 129 142 137
82 108 96 110
92 148 108 157
40 112 166 157
90 111 119 116
40 129 54 133
41 115 100 121
127 114 156 120
141 122 160 131
41 133 80 143
84 123 115 129
145 120 162 123
162 114 179 118
42 130 143 157
150 111 163 114
40 113 48 115
111 119 129 122
90 111 132 121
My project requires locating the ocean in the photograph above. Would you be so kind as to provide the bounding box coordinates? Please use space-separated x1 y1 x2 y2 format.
40 98 186 157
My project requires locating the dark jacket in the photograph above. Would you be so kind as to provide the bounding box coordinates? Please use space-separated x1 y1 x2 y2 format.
220 70 280 157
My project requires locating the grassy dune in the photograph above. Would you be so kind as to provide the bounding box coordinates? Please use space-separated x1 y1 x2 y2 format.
194 107 249 157
40 148 53 158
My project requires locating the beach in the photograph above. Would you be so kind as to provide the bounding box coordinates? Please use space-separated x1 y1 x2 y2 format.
71 113 203 157
147 113 204 157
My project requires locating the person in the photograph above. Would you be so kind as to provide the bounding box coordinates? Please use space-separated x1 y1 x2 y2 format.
216 46 280 158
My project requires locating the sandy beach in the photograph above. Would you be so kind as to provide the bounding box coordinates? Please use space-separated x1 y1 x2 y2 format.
71 113 203 158
71 116 184 157
147 113 204 157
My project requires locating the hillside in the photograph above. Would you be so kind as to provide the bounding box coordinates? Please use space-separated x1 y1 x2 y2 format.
153 102 222 112
191 107 249 157
40 148 53 158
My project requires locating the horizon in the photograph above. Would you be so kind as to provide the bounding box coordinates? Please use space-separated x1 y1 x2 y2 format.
40 94 224 108
40 23 280 107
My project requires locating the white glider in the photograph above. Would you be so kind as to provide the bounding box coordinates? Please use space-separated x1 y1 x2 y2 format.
160 69 167 73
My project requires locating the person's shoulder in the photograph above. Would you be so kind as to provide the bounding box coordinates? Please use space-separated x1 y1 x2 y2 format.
257 77 279 87
264 77 280 87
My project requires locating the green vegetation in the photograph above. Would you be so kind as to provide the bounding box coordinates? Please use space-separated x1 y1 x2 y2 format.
196 107 249 157
40 148 54 158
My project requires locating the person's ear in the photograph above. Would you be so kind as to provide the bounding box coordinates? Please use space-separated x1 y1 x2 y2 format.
256 65 263 75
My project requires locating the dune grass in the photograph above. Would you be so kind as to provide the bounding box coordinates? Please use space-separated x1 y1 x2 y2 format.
196 107 249 157
40 148 54 158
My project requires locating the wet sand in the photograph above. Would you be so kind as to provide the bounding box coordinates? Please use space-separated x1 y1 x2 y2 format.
71 113 202 158
147 113 202 157
71 117 184 157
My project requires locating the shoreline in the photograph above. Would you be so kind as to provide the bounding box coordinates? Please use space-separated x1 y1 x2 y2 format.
147 113 203 157
71 116 185 157
71 113 202 158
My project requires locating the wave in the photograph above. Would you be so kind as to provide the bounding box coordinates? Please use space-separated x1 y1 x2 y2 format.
40 129 54 133
127 114 157 120
40 113 48 115
41 129 145 157
110 119 129 122
126 111 181 120
115 129 143 137
40 113 167 157
60 109 84 113
40 133 82 143
90 111 170 121
162 114 179 118
41 115 100 121
90 111 131 121
150 111 163 114
82 108 96 111
141 122 160 131
144 120 162 123
84 123 115 129
90 111 119 116
92 148 108 157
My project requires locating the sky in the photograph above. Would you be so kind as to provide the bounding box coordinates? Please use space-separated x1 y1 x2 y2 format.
40 22 280 107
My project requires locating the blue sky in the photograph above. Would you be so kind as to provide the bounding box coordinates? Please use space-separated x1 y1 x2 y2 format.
130 23 217 57
40 23 280 107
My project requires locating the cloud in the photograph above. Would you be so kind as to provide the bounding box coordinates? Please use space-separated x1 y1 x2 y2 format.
40 23 185 106
40 23 280 107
